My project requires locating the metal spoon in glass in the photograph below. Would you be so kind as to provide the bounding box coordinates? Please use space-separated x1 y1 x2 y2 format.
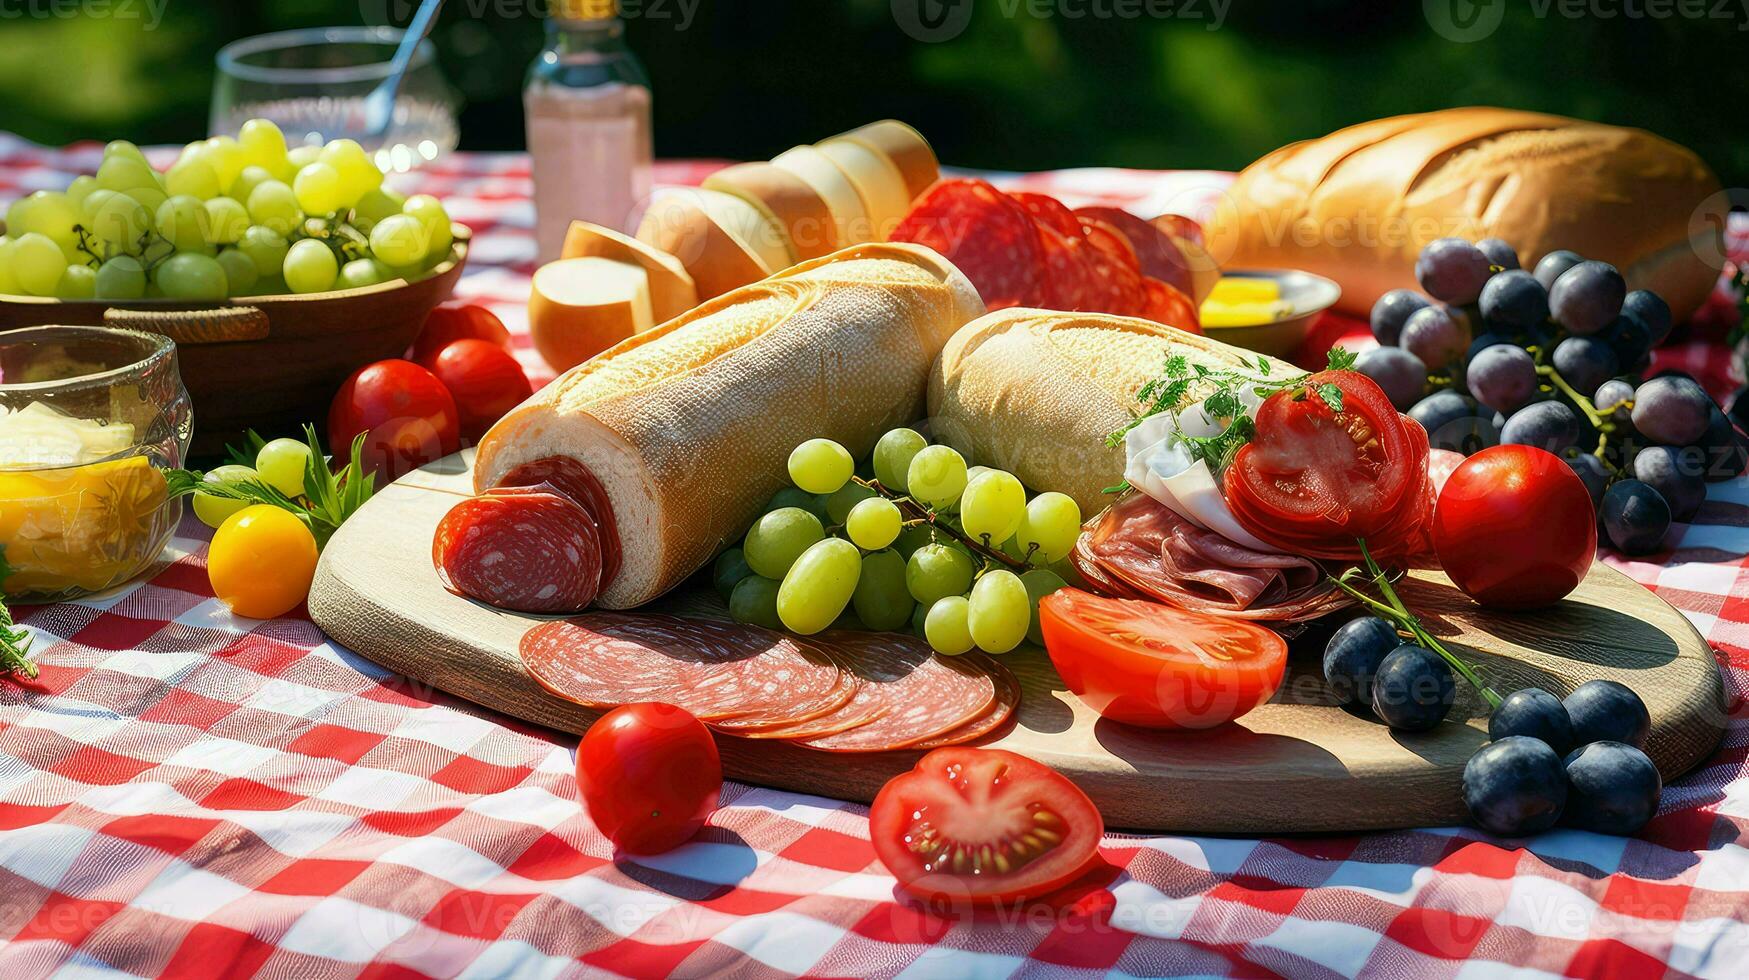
361 0 448 141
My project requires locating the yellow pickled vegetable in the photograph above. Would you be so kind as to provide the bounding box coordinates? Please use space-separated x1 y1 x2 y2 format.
1200 278 1293 327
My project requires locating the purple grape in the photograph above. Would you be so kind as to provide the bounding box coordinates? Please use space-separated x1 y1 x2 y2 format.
1465 737 1567 836
1502 401 1581 454
1566 453 1610 508
1489 688 1574 755
1467 344 1539 415
1698 407 1749 482
1633 445 1705 521
1371 289 1430 347
1562 742 1660 836
1400 305 1471 371
1602 315 1652 370
1622 289 1673 346
1564 679 1651 750
1533 249 1584 291
1478 270 1548 333
1371 645 1454 732
1355 346 1428 410
1476 237 1521 271
1630 376 1712 445
1323 616 1399 708
1594 379 1636 422
1601 479 1670 555
1549 261 1626 335
1408 391 1500 454
1551 337 1620 397
1416 238 1494 305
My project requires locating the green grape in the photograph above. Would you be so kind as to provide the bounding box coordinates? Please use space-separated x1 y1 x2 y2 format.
743 506 825 579
851 548 913 631
765 486 829 522
83 191 151 250
238 225 290 274
203 136 246 191
337 258 390 290
776 537 861 635
353 187 406 229
216 249 259 294
959 469 1025 544
65 175 97 208
0 240 20 295
94 155 159 194
293 162 344 216
283 239 339 294
11 233 66 295
910 598 932 636
246 181 302 235
229 165 275 203
967 569 1029 654
403 194 453 258
729 575 783 630
905 542 975 605
713 547 754 601
287 144 322 170
93 256 147 299
155 195 207 252
1016 491 1082 564
203 198 250 245
54 264 96 299
894 524 936 559
165 158 222 199
155 253 227 300
127 185 169 217
255 437 312 497
104 140 150 166
7 191 80 257
906 445 967 510
787 438 853 494
845 497 901 550
872 427 927 491
1019 569 1067 645
238 119 291 175
368 214 429 268
193 464 259 528
924 595 974 656
319 138 382 205
824 480 876 524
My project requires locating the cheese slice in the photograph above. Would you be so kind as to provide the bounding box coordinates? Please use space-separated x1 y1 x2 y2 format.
772 144 873 246
561 220 699 322
635 190 773 300
817 138 913 242
528 257 655 372
704 162 838 261
837 119 939 199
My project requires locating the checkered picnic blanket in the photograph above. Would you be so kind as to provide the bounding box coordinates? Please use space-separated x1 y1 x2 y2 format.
3 135 1749 979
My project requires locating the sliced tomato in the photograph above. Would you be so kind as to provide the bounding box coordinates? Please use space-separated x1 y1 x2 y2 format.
1038 588 1287 730
869 747 1103 908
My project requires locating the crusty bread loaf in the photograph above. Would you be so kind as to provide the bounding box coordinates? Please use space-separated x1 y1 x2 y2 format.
1208 108 1722 322
477 243 985 608
927 309 1289 513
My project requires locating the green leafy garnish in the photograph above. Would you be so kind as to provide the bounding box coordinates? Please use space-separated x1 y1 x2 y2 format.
0 553 35 680
1317 383 1346 414
166 425 376 549
1326 347 1359 372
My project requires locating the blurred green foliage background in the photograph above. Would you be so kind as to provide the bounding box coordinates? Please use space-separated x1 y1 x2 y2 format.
0 0 1741 185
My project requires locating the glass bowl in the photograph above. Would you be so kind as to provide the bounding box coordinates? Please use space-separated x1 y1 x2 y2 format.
212 26 460 174
0 327 193 603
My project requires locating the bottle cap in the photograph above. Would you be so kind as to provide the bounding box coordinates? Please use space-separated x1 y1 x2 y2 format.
554 0 619 20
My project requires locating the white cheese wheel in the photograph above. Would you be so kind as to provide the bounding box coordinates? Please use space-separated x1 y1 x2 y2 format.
817 138 912 242
561 220 698 323
772 144 874 246
528 257 654 373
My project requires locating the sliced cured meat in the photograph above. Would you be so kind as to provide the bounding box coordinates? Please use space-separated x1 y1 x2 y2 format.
1009 191 1086 239
1077 217 1149 316
1077 493 1348 622
497 455 621 591
1075 205 1196 298
1141 279 1202 334
793 631 997 753
434 486 602 613
889 178 1041 309
519 613 852 725
905 652 1021 749
1151 213 1205 249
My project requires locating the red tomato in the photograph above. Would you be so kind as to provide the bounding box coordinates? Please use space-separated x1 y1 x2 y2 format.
577 702 721 855
427 338 533 443
1431 445 1597 609
869 747 1103 908
328 359 461 481
1038 588 1287 729
410 304 512 367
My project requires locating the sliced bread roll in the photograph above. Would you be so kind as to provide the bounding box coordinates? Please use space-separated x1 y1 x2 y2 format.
529 257 654 372
838 119 940 199
635 189 776 301
927 308 1289 514
772 144 874 247
704 162 839 261
818 138 913 241
561 220 699 322
476 243 986 608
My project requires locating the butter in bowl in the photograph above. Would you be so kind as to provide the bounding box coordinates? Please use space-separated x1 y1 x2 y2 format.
1198 269 1341 358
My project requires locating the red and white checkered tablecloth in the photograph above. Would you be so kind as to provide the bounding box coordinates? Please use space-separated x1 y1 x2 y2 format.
3 135 1749 979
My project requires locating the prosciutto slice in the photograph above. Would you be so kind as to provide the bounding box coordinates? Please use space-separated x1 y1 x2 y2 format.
1074 493 1349 622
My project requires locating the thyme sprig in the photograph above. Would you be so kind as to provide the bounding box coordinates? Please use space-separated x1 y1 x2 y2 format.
0 556 36 679
164 425 375 549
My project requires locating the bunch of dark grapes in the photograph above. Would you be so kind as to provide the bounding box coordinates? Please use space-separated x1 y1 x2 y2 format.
1360 238 1747 556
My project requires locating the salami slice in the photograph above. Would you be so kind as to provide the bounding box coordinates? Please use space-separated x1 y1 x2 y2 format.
889 178 1041 309
1010 191 1086 239
792 631 997 753
1075 206 1197 298
906 652 1020 749
1077 217 1149 316
1141 279 1202 335
497 456 621 592
434 486 602 613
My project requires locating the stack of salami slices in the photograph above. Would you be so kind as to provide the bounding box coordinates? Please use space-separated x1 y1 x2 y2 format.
521 613 1020 753
889 178 1203 332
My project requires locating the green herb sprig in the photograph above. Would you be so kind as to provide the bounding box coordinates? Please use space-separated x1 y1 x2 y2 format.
165 425 376 549
0 554 36 679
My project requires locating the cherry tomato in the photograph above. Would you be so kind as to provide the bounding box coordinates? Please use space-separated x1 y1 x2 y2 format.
427 338 533 443
1038 588 1287 729
1431 445 1597 609
329 359 460 481
869 747 1103 909
410 304 512 367
577 702 721 855
208 505 318 619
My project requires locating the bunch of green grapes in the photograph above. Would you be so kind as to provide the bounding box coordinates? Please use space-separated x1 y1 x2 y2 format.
712 428 1083 657
0 119 455 301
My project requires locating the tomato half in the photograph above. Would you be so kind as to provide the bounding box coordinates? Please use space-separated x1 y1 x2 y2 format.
1038 588 1287 729
410 304 512 367
427 338 533 443
869 747 1103 908
328 359 461 481
1431 445 1597 609
577 702 722 855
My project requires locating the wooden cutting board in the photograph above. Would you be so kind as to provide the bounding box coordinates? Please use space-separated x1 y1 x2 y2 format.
308 451 1727 834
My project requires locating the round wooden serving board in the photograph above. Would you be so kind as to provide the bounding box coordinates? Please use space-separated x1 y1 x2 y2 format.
309 451 1727 834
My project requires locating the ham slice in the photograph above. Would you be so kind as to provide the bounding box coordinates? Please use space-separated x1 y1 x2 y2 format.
1074 493 1349 622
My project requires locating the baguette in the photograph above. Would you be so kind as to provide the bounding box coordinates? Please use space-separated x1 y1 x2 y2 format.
1208 108 1722 322
477 243 985 608
927 308 1288 513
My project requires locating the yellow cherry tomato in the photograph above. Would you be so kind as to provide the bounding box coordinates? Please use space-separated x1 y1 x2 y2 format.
208 505 318 619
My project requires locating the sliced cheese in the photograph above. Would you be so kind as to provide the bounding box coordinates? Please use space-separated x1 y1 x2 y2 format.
528 257 654 373
838 119 939 199
817 138 913 242
561 220 699 322
703 162 838 261
635 190 773 301
772 144 873 246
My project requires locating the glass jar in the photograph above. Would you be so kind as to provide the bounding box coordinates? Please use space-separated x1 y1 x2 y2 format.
0 327 193 603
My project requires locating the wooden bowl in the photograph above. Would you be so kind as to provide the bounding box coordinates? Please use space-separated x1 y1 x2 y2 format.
0 231 468 457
